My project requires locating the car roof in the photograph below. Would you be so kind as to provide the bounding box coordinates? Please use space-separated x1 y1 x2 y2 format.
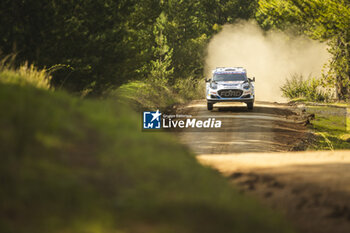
212 67 246 74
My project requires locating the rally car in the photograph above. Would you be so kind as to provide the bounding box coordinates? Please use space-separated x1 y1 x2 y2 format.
205 67 255 110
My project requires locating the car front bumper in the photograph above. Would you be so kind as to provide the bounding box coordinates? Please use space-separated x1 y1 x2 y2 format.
206 90 254 104
207 97 254 104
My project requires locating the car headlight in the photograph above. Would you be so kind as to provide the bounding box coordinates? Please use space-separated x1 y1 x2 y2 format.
210 82 218 89
243 84 250 90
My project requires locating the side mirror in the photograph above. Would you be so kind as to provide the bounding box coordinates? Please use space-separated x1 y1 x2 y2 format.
248 77 255 82
205 78 211 82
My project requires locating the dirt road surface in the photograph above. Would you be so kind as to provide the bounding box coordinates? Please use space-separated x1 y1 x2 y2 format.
178 101 309 153
176 100 350 233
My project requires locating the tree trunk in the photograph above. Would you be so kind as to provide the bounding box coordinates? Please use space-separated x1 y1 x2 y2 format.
335 75 349 100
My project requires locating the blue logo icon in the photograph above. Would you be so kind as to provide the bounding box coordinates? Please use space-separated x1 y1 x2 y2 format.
143 110 162 129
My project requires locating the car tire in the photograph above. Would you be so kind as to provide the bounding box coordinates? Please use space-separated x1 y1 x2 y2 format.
207 102 213 110
247 102 253 110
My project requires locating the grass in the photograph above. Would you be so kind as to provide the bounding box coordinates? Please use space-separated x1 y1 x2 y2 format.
0 73 295 232
306 105 350 150
0 63 52 89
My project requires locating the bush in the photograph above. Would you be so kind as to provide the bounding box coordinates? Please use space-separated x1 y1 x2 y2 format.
109 77 204 111
173 76 205 100
281 74 332 102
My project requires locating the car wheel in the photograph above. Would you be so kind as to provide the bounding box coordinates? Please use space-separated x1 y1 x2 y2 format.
247 102 253 110
207 102 213 110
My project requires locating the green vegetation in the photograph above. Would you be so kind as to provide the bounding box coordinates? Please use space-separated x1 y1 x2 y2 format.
0 62 52 89
306 105 350 150
2 1 348 101
281 74 332 102
0 0 258 95
0 77 294 232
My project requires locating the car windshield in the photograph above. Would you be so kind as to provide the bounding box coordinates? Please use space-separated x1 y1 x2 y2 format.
213 73 246 82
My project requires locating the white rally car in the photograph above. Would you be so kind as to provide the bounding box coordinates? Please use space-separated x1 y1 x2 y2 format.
206 67 255 110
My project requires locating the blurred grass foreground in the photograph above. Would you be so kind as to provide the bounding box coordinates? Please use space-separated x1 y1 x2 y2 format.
0 66 294 233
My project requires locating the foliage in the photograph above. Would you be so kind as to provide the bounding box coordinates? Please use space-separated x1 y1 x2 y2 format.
257 0 350 100
281 74 332 102
0 0 138 93
0 0 258 95
149 12 174 85
0 82 295 233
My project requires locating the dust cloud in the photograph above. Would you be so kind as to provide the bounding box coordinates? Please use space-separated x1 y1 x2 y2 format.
205 21 329 102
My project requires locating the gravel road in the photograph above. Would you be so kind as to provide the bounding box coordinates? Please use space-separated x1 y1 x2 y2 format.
177 100 308 153
176 100 350 233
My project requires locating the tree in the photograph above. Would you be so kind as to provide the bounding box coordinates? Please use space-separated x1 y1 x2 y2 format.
0 0 138 94
0 0 259 95
149 12 174 85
